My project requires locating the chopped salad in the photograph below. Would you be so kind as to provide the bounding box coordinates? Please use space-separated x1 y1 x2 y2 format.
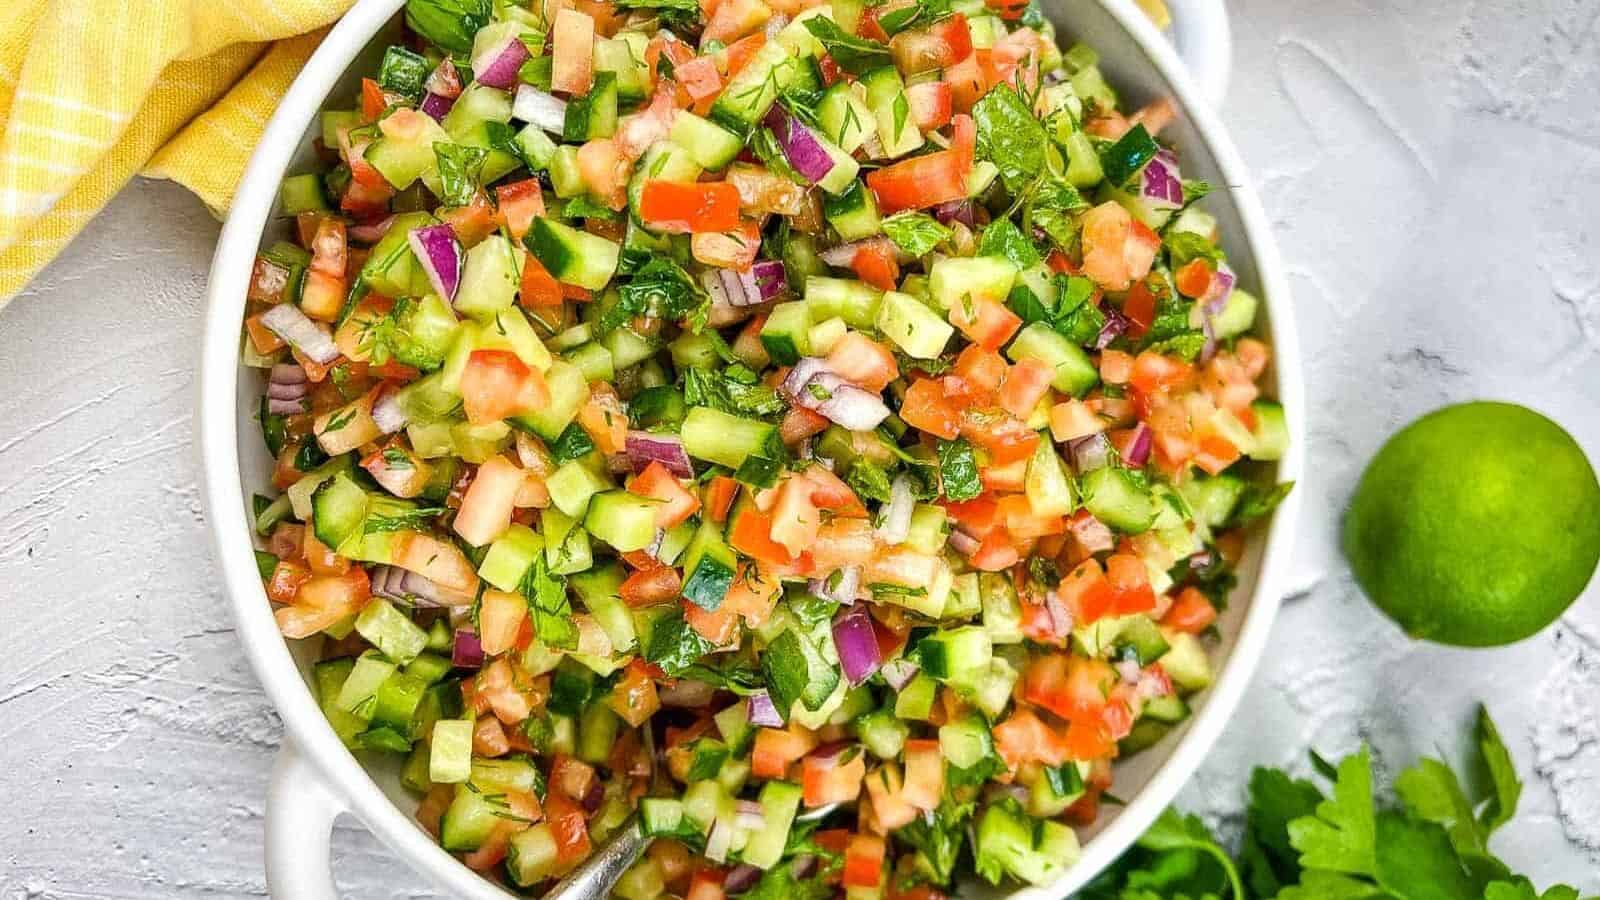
243 0 1291 893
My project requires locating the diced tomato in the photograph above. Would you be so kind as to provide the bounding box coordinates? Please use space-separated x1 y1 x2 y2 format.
899 378 961 439
1080 201 1160 291
1105 552 1157 615
1129 351 1194 395
899 740 944 810
864 545 944 588
729 505 809 570
520 254 564 307
266 560 312 604
1122 279 1158 339
1058 557 1115 626
621 565 682 607
984 0 1029 21
752 725 817 779
639 180 741 234
842 834 886 889
608 658 661 727
960 408 1039 465
947 344 1007 403
576 382 629 453
674 55 723 102
990 26 1043 93
495 179 546 241
779 406 830 446
851 239 900 291
943 493 1001 536
301 268 345 322
865 148 968 214
454 455 526 547
460 350 550 424
544 790 592 863
391 531 481 595
802 748 866 807
811 517 879 572
1099 349 1135 385
439 190 498 248
360 78 386 121
993 707 1072 770
686 868 727 900
245 313 287 354
969 529 1021 571
691 219 763 269
825 332 899 394
998 357 1053 418
551 8 596 94
948 295 1022 351
723 563 782 625
703 476 740 524
477 656 535 724
769 475 822 557
1163 586 1216 633
905 80 954 130
997 493 1065 539
1063 715 1116 760
576 138 630 210
478 590 529 656
1174 258 1214 298
630 461 702 528
575 0 625 35
943 54 987 113
801 464 868 517
703 0 772 44
473 715 512 757
980 453 1028 493
1130 97 1178 136
719 31 768 79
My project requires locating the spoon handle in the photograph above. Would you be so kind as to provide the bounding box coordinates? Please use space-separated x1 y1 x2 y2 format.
542 816 648 900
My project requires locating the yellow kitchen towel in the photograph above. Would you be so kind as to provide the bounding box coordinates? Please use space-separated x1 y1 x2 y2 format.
0 0 355 308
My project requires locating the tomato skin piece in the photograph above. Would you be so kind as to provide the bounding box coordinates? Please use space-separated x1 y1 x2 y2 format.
703 475 740 524
494 179 546 241
544 790 593 863
1105 552 1157 615
639 180 742 234
519 253 563 307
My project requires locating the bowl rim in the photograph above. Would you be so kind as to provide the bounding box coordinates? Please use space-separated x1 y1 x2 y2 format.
196 1 1304 896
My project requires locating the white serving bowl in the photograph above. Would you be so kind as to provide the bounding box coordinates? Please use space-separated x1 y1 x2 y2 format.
199 2 1303 896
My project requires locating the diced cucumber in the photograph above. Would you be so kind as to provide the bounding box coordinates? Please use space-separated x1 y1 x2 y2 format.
515 123 558 171
543 507 594 575
938 714 994 769
805 276 883 329
876 290 954 359
1178 472 1247 529
355 598 429 666
668 112 746 171
449 120 523 183
525 219 619 291
278 173 328 215
951 656 1018 719
1006 322 1100 396
1110 615 1170 665
442 83 514 137
440 783 503 851
547 459 613 518
1061 129 1104 187
1212 287 1260 338
506 824 562 886
681 407 780 469
1081 465 1156 534
359 212 436 298
861 67 922 158
1027 760 1087 817
929 256 1018 310
603 325 661 370
429 719 474 784
1249 400 1289 460
680 519 738 611
336 652 397 719
740 780 802 869
364 113 453 189
894 673 938 720
571 562 637 653
478 523 544 591
812 134 862 195
563 71 619 141
943 572 982 620
511 358 587 439
855 707 910 759
548 145 586 197
917 626 992 680
594 36 648 102
313 658 366 747
817 81 875 153
823 179 882 241
584 490 660 552
759 301 813 365
904 502 949 555
1025 439 1077 518
627 142 704 226
1160 630 1212 692
709 41 794 134
578 702 621 765
454 234 520 319
639 797 689 838
310 473 369 550
1143 693 1191 724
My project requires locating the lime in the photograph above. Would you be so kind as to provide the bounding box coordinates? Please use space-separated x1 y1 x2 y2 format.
1342 401 1600 647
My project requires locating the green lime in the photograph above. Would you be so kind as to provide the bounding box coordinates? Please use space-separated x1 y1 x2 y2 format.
1342 401 1600 647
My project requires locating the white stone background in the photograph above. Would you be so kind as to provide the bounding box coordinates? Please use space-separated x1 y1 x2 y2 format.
2 0 1599 895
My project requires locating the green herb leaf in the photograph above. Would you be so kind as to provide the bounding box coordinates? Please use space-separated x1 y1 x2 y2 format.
977 218 1041 269
549 422 596 463
610 257 708 332
1288 747 1378 877
561 195 620 221
434 142 488 207
519 557 576 650
760 629 811 719
845 459 895 503
1229 481 1294 527
378 46 431 101
882 211 952 257
1135 809 1247 900
1099 123 1160 187
404 0 491 53
644 607 716 676
363 506 447 533
802 19 893 75
937 437 982 501
972 83 1049 193
895 794 973 884
1474 705 1522 835
615 0 701 30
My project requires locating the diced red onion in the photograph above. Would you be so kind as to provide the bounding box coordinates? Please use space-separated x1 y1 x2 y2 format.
1138 149 1184 210
419 92 456 121
808 565 860 605
658 679 716 708
1095 307 1130 349
425 59 462 98
1115 658 1143 684
268 397 308 415
260 302 339 364
725 864 762 895
1199 307 1218 362
270 362 307 385
735 799 766 831
408 224 463 302
372 564 464 608
879 657 920 691
267 368 310 414
779 357 831 402
764 108 836 183
372 389 409 434
471 35 531 89
739 259 788 303
1069 432 1113 472
832 603 882 685
513 84 567 134
626 431 694 478
452 629 485 668
763 13 791 39
783 358 890 431
1201 262 1237 315
606 452 633 475
747 691 784 727
1188 548 1215 569
932 199 976 227
1070 512 1116 554
1044 589 1073 634
878 474 914 545
947 527 980 557
267 382 306 400
1136 667 1173 700
1124 422 1152 467
348 215 396 245
582 780 605 814
702 267 735 307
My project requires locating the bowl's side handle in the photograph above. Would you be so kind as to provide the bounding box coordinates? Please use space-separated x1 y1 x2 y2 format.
266 740 350 900
1164 0 1232 107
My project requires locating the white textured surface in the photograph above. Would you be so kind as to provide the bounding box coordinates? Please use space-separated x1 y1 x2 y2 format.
2 0 1597 896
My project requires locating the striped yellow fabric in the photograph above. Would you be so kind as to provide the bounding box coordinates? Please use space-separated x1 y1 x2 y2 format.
0 0 355 308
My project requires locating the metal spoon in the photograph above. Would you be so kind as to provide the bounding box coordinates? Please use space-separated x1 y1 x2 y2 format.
542 802 841 900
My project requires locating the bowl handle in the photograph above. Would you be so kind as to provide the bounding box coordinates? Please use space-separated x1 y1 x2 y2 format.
1163 0 1233 107
266 740 349 900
